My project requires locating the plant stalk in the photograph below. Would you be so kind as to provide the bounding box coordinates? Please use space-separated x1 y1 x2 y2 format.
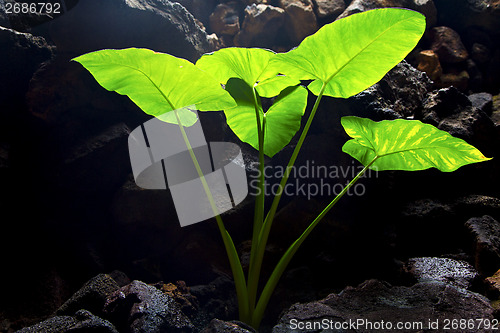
248 86 266 315
251 156 378 327
173 108 250 322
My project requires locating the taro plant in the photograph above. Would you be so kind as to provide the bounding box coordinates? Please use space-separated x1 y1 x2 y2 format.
73 8 491 329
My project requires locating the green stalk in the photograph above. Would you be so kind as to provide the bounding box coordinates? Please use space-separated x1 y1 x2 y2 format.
172 108 250 322
248 82 328 311
251 157 378 328
248 86 266 314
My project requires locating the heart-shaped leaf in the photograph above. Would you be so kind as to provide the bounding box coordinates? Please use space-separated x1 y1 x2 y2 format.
225 78 307 157
341 116 492 172
268 8 426 98
73 48 236 126
196 47 299 98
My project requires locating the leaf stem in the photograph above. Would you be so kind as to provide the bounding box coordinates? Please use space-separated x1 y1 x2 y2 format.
248 82 328 314
251 156 378 327
172 108 250 322
248 86 266 315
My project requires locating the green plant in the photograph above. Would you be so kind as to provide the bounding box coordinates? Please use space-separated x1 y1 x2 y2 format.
73 8 491 329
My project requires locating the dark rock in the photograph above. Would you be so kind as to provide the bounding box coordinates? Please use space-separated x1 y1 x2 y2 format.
466 59 484 92
279 0 318 45
417 49 442 81
456 195 500 220
434 0 500 35
209 3 241 37
103 280 194 333
404 257 479 289
108 270 131 287
471 43 492 64
419 87 496 151
492 93 500 127
312 0 345 20
468 92 493 115
56 123 131 192
273 279 495 333
176 0 217 26
318 60 432 130
154 281 199 316
49 0 211 62
201 319 256 333
438 70 470 91
428 26 469 64
56 274 120 316
0 26 53 114
234 4 285 48
465 215 500 276
16 310 118 333
337 0 437 28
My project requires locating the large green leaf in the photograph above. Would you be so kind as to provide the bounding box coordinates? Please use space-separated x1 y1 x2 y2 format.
268 8 426 98
225 78 307 157
73 48 236 126
341 116 492 172
196 47 299 98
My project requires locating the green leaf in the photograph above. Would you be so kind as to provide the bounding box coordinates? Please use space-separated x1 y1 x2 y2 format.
225 78 307 157
341 116 492 172
196 47 299 97
73 48 236 126
268 8 426 98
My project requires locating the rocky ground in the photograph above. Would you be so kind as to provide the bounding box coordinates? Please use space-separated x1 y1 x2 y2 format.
1 0 500 332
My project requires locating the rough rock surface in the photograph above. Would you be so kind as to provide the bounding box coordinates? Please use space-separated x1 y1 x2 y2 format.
49 0 211 61
201 319 256 333
0 26 53 113
209 3 241 37
465 215 500 276
312 0 346 20
338 0 438 27
56 274 120 316
103 280 194 333
417 49 443 81
279 0 318 44
234 4 285 47
176 0 217 26
16 310 118 333
273 279 495 332
428 26 469 64
469 92 494 115
404 257 479 289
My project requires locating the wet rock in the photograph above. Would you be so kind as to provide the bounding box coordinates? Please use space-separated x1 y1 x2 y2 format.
337 0 437 28
465 215 500 276
201 319 256 333
417 49 443 81
154 281 198 316
104 280 194 333
0 26 53 113
234 4 285 48
312 0 346 20
209 3 240 37
56 274 120 316
279 0 318 45
404 257 479 289
49 0 211 61
438 70 470 91
273 279 495 333
428 26 469 64
16 310 118 333
468 92 493 115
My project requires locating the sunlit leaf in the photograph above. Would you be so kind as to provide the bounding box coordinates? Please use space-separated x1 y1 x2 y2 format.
341 116 492 172
225 78 307 157
268 8 426 98
73 48 236 126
